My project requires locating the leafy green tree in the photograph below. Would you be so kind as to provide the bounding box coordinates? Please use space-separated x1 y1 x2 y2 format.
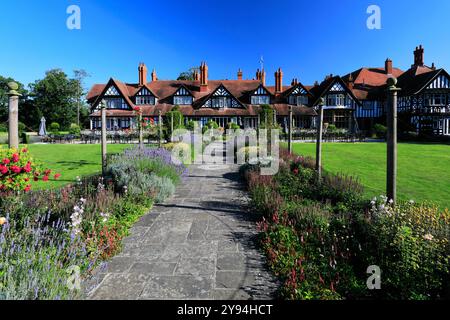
29 69 81 130
177 68 197 81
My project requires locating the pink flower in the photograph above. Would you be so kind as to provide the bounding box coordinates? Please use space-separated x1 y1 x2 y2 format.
2 158 10 165
54 173 61 180
10 165 21 174
0 165 8 175
24 184 32 192
22 148 28 153
23 162 32 173
42 176 49 182
11 153 20 163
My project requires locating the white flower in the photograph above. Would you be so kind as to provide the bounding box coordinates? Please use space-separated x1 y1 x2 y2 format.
423 234 434 241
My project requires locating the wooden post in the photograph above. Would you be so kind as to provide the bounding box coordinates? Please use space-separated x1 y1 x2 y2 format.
386 77 400 203
288 106 293 153
158 110 163 148
273 109 277 127
101 100 107 176
7 82 21 149
316 98 325 179
170 112 174 141
138 112 143 150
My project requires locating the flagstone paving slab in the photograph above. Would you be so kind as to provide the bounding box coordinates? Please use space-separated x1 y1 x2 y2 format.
84 148 279 300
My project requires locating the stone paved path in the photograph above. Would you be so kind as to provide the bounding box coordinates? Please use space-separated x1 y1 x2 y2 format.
84 142 279 300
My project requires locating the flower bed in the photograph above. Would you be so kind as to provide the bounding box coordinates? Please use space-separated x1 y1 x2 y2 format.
0 146 186 300
241 148 450 300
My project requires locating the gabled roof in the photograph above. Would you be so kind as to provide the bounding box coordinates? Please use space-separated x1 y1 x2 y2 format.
90 78 134 110
282 82 314 98
309 76 362 106
397 67 449 95
193 83 245 108
134 84 158 98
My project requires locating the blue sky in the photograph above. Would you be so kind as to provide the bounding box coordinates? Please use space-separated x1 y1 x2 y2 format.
1 0 450 90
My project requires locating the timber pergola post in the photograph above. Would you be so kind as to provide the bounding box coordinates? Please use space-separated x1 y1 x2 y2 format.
315 97 325 180
386 77 401 204
100 100 108 177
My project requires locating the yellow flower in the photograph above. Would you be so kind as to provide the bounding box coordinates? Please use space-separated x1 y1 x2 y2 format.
0 217 7 226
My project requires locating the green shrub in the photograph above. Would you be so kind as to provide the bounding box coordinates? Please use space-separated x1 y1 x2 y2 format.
69 123 81 135
18 122 26 135
373 123 387 139
327 124 337 133
364 197 450 299
49 122 60 133
202 120 219 134
227 122 240 130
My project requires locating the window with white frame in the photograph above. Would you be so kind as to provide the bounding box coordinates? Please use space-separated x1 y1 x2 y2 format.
251 86 270 105
136 96 155 105
326 94 346 106
251 95 270 105
104 98 128 109
425 94 446 106
173 87 193 105
288 95 308 106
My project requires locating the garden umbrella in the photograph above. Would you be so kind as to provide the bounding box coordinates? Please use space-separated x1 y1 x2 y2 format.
39 117 47 136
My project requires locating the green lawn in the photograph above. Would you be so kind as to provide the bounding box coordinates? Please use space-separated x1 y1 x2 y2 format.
289 142 450 209
27 144 130 189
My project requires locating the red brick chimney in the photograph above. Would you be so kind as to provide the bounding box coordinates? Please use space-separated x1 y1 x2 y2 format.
275 68 283 94
193 69 200 81
348 74 354 90
151 68 157 82
385 58 393 75
200 62 208 92
261 69 266 86
138 63 147 86
256 69 261 81
237 69 243 81
413 45 424 67
291 78 298 86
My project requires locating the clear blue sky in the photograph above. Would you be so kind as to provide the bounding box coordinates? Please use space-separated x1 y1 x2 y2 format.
1 0 450 90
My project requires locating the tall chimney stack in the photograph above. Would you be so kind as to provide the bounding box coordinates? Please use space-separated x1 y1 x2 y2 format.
275 68 283 94
413 45 424 67
138 63 148 86
151 68 157 82
385 58 393 75
237 69 243 81
261 69 266 86
256 69 261 81
200 62 209 92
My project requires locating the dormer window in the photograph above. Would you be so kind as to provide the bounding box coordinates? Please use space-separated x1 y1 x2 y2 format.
425 94 446 106
103 85 128 109
135 87 156 105
173 87 193 105
251 86 270 105
203 85 241 108
326 94 346 106
288 86 309 106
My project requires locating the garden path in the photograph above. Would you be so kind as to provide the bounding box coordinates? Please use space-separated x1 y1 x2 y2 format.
84 142 279 300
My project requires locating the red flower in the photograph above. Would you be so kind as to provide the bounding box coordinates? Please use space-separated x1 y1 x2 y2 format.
24 184 32 192
22 148 28 153
23 162 32 173
10 166 22 174
133 106 142 112
0 165 8 175
42 176 49 182
54 173 61 180
44 169 52 176
0 185 5 191
144 118 149 121
33 177 39 182
24 178 30 182
2 158 10 165
293 169 299 175
11 154 20 163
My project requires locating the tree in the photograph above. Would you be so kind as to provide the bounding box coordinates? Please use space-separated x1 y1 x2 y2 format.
177 68 197 81
29 69 81 130
73 69 90 127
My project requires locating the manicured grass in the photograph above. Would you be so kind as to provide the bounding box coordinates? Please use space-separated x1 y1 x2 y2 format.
26 144 130 189
289 142 450 209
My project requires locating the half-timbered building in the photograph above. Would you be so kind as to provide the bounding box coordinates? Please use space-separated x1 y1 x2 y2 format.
87 45 450 137
87 63 316 131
